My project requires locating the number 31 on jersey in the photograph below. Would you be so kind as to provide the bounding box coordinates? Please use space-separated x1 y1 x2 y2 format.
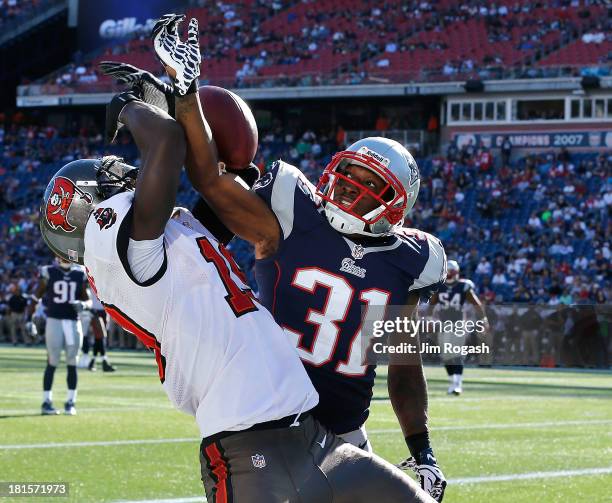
283 267 390 377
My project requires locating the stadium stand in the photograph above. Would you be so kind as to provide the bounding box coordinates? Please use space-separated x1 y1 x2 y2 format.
24 0 611 93
0 0 66 46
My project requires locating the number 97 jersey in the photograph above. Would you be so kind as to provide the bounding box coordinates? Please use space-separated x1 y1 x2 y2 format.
253 161 447 434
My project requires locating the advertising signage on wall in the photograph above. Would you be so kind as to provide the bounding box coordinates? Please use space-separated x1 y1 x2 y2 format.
453 131 612 150
77 0 187 53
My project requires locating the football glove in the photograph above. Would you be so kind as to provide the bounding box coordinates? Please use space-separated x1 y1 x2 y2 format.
152 13 201 96
99 61 175 117
397 448 447 502
105 89 143 144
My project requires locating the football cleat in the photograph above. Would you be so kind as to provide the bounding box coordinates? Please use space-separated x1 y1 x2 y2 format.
448 385 462 395
102 361 116 372
88 359 97 372
64 400 76 416
41 401 60 415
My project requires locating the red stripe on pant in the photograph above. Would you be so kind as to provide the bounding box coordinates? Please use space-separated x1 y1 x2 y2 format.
205 442 230 503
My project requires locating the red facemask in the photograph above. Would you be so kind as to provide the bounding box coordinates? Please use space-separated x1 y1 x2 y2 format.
316 150 407 226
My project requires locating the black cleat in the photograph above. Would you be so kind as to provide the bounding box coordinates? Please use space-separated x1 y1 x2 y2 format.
41 401 60 415
64 400 76 416
88 359 97 372
102 361 116 372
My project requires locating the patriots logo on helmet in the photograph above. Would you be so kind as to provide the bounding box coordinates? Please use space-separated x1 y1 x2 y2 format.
45 176 93 232
94 207 117 230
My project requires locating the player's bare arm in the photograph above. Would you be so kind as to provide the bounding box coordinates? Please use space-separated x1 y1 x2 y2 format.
34 278 46 300
151 14 280 258
388 293 429 439
466 289 488 322
118 101 186 240
174 92 281 257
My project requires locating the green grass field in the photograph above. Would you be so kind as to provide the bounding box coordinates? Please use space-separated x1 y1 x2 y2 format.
0 345 610 502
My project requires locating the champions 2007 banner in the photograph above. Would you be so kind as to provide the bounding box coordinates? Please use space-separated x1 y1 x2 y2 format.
77 0 187 53
454 131 612 150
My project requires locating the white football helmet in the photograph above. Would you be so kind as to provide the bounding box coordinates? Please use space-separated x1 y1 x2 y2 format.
316 137 420 236
446 260 460 284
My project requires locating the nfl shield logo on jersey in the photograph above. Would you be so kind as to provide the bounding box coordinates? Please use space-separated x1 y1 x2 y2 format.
251 453 266 469
352 244 365 259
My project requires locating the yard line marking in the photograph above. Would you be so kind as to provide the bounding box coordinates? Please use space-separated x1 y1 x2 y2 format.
451 466 612 484
113 467 612 502
0 438 199 450
115 498 204 503
0 406 173 415
369 418 612 434
3 418 610 450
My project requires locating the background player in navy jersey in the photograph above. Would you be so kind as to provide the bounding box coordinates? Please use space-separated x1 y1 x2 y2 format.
141 17 448 500
35 258 91 415
428 260 490 395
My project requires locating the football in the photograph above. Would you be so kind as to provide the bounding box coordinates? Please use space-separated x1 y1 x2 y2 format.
198 85 258 169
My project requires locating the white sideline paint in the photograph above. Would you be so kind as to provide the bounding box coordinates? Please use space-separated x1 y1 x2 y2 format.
113 467 612 503
451 466 612 484
368 418 612 435
2 418 609 450
1 438 198 450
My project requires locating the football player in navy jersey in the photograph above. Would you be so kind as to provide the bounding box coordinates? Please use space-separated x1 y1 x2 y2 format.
158 38 447 500
428 260 489 395
35 258 91 415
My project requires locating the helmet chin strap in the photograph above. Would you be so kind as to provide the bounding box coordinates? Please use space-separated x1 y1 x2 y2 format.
324 202 394 237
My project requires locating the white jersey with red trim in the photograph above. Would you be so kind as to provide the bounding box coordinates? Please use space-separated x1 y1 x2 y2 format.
83 191 318 438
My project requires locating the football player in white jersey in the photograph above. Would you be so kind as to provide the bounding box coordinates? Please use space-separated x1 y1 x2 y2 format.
38 18 434 502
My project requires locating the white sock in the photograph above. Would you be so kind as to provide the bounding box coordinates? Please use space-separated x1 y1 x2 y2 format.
67 389 77 403
44 391 52 402
102 356 108 362
456 374 463 387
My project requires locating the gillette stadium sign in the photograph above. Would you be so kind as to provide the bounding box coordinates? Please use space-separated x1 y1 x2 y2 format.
99 18 157 39
77 0 186 52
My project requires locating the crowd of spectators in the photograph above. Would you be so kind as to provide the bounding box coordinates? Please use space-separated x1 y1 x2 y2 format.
22 0 611 93
0 0 49 29
412 142 610 306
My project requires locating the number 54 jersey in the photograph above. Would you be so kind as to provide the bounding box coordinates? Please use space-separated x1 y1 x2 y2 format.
83 191 318 438
254 161 447 434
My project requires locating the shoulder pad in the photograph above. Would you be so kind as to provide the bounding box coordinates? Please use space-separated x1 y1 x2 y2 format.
408 230 447 290
40 266 50 280
252 160 319 240
461 279 475 292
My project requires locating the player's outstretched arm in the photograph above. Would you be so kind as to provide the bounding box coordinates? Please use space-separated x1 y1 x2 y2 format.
389 295 447 501
467 289 489 323
388 295 429 439
118 100 186 240
152 13 280 256
174 93 280 256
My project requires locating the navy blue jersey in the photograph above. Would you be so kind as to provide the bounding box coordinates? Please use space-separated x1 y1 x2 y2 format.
41 265 87 320
435 279 475 321
254 161 447 434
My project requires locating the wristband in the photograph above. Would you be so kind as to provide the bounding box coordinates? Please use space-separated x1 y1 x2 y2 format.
174 79 198 97
405 431 431 459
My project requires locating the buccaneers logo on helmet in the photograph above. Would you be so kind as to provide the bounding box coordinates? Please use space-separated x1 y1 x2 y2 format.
94 207 117 230
45 176 93 232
